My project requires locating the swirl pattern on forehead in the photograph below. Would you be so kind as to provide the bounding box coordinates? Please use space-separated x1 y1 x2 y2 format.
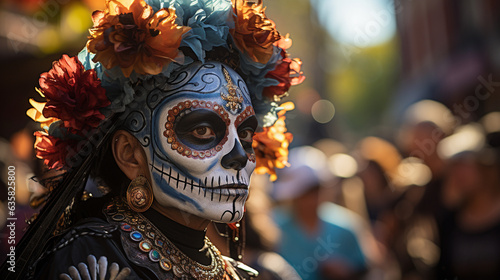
237 79 251 103
124 110 150 147
145 62 233 109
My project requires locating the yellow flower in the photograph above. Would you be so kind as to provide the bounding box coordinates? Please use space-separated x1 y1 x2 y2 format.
252 102 294 181
231 0 281 64
26 90 58 131
87 0 191 77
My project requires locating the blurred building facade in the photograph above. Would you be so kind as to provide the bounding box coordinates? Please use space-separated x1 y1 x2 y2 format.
393 0 500 122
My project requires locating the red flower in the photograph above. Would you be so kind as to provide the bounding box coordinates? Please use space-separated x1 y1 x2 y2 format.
34 131 78 170
39 55 110 133
263 48 305 101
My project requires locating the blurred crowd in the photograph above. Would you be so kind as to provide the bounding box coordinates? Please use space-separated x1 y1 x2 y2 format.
210 99 500 280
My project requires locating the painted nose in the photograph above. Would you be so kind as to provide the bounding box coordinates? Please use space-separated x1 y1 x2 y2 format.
221 141 248 170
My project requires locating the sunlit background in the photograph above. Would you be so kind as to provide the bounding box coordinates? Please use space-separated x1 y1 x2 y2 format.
2 0 499 144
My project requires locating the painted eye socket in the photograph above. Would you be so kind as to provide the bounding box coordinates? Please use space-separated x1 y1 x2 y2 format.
174 109 227 150
237 115 258 154
190 126 216 140
238 129 254 143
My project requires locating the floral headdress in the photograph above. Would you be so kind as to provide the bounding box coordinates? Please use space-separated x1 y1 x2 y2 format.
28 0 304 179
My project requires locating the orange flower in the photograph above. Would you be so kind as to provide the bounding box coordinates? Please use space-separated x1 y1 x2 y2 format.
252 102 294 181
231 0 281 64
87 0 191 77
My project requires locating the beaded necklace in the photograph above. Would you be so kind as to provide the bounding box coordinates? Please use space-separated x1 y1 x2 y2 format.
104 197 226 279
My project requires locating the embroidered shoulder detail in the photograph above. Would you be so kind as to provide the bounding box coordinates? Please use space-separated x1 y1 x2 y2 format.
59 255 131 280
27 219 121 279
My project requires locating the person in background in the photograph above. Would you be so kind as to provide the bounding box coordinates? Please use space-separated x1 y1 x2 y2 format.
397 100 453 222
272 146 368 280
437 115 500 280
354 137 406 280
393 100 454 279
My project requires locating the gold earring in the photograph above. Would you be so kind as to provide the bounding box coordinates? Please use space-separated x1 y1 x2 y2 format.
126 175 153 213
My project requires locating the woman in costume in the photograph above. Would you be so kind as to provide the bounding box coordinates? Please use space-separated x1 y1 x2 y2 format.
0 0 303 279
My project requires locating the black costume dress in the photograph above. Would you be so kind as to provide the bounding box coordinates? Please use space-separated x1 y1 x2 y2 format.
29 197 257 279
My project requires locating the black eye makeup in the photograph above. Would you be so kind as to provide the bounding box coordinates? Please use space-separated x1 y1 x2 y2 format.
238 129 253 143
175 109 227 150
234 106 258 154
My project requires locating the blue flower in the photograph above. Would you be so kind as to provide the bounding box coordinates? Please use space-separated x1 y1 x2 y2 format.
145 0 233 61
175 0 233 61
78 48 102 78
78 48 135 114
239 46 282 100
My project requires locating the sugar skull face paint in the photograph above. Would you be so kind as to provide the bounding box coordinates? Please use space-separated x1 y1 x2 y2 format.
126 62 257 223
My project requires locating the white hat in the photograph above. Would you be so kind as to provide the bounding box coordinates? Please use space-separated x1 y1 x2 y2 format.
272 146 331 201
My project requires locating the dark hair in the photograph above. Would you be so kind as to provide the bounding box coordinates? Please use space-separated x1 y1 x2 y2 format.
90 128 130 198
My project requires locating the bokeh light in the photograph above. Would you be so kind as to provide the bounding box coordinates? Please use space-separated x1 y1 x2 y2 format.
396 157 432 187
311 99 335 124
438 124 485 160
328 153 358 178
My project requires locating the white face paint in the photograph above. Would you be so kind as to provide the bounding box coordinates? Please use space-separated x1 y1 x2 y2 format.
131 62 257 223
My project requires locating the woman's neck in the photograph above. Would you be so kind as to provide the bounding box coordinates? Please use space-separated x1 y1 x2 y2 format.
151 202 210 231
